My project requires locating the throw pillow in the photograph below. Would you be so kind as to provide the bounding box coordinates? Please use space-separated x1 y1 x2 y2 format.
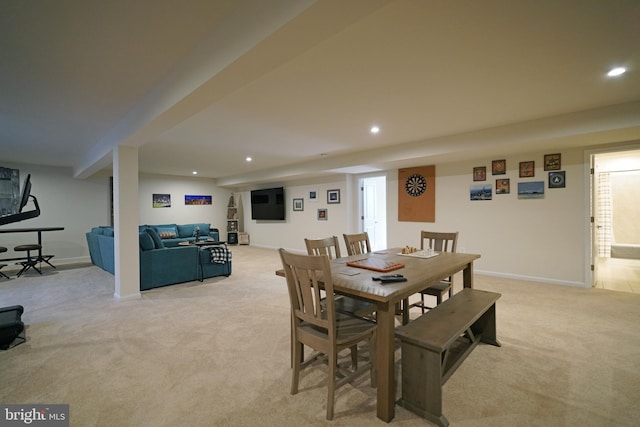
145 228 165 249
155 226 177 239
139 232 155 251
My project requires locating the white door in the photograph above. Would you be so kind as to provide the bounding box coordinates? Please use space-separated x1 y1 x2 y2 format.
361 176 387 251
590 155 599 287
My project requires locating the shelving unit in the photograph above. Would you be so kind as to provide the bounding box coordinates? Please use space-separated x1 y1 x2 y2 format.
227 193 238 245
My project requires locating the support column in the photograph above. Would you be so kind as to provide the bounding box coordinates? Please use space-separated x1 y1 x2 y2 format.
113 145 141 300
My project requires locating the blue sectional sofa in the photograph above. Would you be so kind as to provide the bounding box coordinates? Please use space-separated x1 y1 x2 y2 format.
86 223 232 291
142 223 220 247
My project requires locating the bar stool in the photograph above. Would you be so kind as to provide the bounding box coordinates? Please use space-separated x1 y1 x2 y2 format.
0 247 9 279
14 244 42 277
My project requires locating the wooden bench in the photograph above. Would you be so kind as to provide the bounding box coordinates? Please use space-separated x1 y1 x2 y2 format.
395 288 501 427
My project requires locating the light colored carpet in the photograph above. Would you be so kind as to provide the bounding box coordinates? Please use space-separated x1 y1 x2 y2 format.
1 246 639 426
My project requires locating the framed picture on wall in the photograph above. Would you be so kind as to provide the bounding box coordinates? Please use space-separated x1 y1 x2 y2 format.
293 198 304 211
152 193 171 208
317 208 327 220
544 153 561 171
473 166 486 181
327 189 340 204
519 161 535 178
492 159 506 175
185 195 212 205
549 171 566 188
496 178 510 194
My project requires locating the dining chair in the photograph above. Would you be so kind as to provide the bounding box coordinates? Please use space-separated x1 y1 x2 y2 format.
406 231 459 318
305 236 343 259
343 232 371 256
305 237 376 320
278 248 377 420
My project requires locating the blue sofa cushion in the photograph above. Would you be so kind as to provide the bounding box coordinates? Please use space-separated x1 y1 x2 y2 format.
92 226 113 235
145 227 165 249
155 226 177 239
177 223 210 238
139 232 155 251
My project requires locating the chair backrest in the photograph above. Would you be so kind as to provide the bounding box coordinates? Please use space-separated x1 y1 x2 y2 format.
343 232 371 256
304 236 342 259
278 248 335 334
420 231 458 253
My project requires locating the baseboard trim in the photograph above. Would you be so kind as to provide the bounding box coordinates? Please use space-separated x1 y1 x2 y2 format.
475 269 588 288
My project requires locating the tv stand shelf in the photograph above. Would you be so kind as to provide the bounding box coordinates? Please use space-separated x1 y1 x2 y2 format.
227 194 238 245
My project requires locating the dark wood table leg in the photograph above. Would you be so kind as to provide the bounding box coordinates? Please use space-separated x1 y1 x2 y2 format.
463 261 474 289
376 301 396 422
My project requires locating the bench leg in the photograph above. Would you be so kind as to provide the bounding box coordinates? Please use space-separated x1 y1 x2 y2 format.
399 343 449 427
472 303 501 347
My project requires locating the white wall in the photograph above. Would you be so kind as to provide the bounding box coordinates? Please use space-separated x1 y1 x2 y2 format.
387 149 585 286
0 165 232 263
240 176 353 251
243 147 587 286
138 173 231 237
0 163 110 261
2 146 590 285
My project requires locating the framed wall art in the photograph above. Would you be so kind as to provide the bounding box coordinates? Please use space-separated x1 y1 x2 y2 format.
496 178 510 194
518 181 544 199
470 184 492 201
492 159 506 175
519 161 535 178
308 189 318 202
293 198 304 211
317 208 327 220
544 153 561 171
185 195 212 205
327 189 340 204
549 171 566 188
473 166 486 181
153 193 171 208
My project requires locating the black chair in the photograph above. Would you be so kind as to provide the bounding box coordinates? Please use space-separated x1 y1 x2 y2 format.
14 244 42 277
0 247 9 279
0 305 25 349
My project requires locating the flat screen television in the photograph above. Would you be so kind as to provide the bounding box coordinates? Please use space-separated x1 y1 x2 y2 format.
19 173 32 212
251 187 285 220
0 173 40 225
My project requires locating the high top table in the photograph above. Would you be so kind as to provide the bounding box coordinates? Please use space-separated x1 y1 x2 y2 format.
0 226 65 268
277 248 480 422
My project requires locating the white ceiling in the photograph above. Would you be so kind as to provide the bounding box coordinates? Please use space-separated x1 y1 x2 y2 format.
2 0 639 188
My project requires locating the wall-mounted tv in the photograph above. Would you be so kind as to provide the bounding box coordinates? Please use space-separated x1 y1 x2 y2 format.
19 173 32 212
0 173 40 226
251 187 285 220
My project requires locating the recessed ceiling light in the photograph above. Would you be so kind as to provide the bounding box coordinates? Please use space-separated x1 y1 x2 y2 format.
370 126 380 134
192 171 198 175
246 157 252 162
607 67 626 77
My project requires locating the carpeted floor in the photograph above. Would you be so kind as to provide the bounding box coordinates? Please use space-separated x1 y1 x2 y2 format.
1 245 639 426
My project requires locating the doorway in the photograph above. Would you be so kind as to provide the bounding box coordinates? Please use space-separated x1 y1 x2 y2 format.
360 175 387 251
592 149 640 294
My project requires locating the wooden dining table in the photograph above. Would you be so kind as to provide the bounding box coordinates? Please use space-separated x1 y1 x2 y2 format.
277 248 481 422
